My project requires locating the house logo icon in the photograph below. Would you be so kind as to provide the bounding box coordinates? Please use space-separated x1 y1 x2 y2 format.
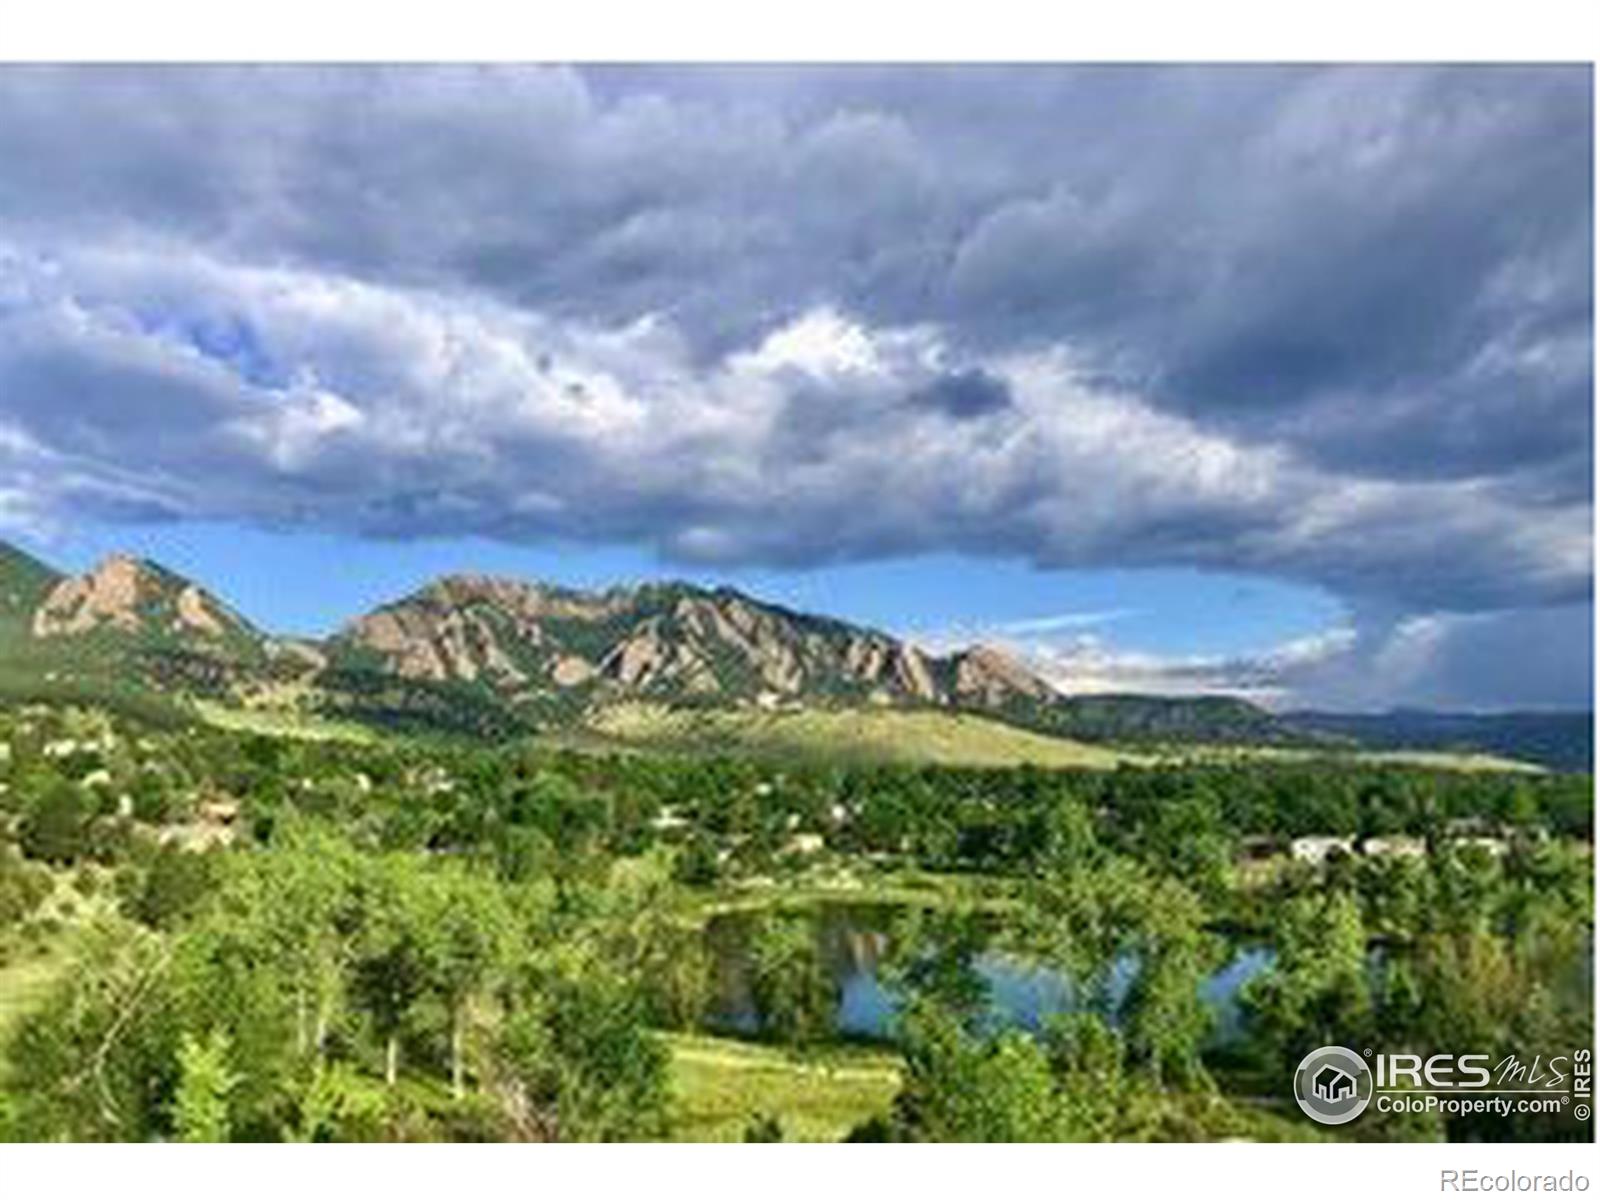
1313 1064 1356 1104
1294 1046 1372 1125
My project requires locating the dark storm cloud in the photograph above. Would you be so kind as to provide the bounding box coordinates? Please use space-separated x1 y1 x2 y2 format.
987 602 1593 712
2 65 1582 475
0 65 1589 706
908 369 1013 420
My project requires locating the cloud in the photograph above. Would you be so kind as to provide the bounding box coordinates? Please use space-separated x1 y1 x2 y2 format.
3 238 1587 620
1 242 1584 617
0 65 1589 708
1004 627 1360 706
1356 605 1595 711
994 609 1137 635
908 369 1013 420
0 67 1584 474
986 605 1591 713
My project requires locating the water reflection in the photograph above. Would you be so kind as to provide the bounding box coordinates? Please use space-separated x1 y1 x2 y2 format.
706 902 1273 1042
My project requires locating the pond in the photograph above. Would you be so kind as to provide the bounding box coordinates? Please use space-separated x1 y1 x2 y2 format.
704 901 1273 1043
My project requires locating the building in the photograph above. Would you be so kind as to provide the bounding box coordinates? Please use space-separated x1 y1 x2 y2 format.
1450 835 1509 858
1360 835 1427 859
1290 835 1354 865
784 832 826 857
649 806 688 832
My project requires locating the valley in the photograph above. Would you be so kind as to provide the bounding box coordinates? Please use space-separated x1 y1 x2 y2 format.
0 540 1591 1144
0 697 1591 1142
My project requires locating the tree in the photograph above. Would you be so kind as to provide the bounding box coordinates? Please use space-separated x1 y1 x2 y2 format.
172 1030 240 1142
233 820 363 1065
128 768 177 824
20 779 90 865
351 863 430 1088
1243 891 1374 1074
417 865 513 1098
889 1001 1072 1141
589 851 710 1031
1143 782 1232 901
1123 879 1214 1088
125 844 219 930
747 911 835 1050
1040 796 1101 870
1023 859 1215 1087
883 907 991 1033
672 831 721 888
1038 1012 1145 1140
485 954 670 1141
1 918 182 1141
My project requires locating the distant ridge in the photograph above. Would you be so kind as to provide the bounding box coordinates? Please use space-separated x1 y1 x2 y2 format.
1289 709 1592 773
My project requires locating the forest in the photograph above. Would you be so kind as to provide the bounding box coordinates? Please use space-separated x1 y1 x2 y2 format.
0 702 1592 1142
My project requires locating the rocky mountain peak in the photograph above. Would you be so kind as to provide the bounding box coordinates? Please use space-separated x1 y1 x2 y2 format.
30 560 222 643
31 554 253 643
330 569 1061 714
950 643 1056 705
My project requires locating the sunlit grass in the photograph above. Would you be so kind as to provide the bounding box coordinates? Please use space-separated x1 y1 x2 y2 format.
664 1031 901 1142
1167 743 1542 774
590 703 1140 768
194 699 377 743
587 703 1542 774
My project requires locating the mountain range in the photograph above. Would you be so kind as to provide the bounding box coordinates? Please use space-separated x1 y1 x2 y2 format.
0 541 1299 744
0 541 1587 769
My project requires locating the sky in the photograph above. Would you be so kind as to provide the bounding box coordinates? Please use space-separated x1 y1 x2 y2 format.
0 65 1590 710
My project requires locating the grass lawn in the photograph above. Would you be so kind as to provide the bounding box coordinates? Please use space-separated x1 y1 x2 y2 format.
194 699 377 743
664 1031 901 1142
695 866 1020 919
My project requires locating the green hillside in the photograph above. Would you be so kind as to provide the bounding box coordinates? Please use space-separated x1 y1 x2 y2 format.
588 702 1144 767
0 542 60 634
580 702 1542 774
